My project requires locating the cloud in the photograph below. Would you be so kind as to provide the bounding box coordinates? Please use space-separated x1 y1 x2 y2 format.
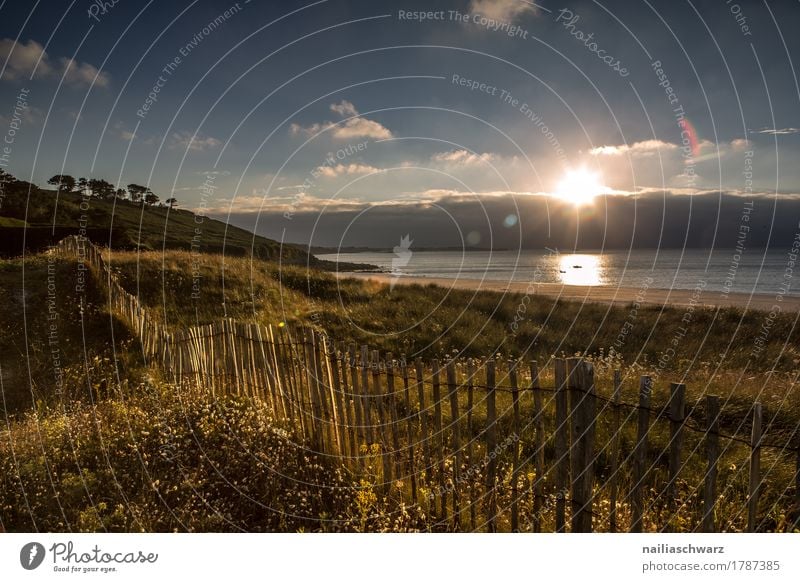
169 131 222 152
749 127 800 136
315 163 381 178
469 0 538 20
432 149 499 165
589 139 678 157
330 100 358 117
290 101 393 140
0 38 110 87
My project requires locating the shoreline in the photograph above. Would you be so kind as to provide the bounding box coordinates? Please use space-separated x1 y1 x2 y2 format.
335 271 800 312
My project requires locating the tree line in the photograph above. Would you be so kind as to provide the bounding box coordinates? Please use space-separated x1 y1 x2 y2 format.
44 173 177 208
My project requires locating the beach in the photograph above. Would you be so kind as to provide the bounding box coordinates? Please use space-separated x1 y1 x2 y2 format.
336 271 800 312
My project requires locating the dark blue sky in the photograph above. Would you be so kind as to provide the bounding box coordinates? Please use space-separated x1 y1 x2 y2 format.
1 0 799 246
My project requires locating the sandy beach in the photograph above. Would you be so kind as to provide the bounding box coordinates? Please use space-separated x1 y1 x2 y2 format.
337 272 800 312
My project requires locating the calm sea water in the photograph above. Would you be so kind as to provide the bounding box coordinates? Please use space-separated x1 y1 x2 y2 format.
316 249 798 297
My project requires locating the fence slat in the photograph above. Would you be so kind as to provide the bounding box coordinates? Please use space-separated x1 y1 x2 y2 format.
466 358 477 531
608 370 622 533
432 359 447 522
703 395 720 533
485 359 497 533
510 360 521 532
631 375 652 533
554 358 569 533
531 361 544 533
570 359 595 533
446 359 461 530
667 383 686 532
748 402 762 532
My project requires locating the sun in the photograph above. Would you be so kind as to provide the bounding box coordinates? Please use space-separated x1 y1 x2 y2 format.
554 168 605 206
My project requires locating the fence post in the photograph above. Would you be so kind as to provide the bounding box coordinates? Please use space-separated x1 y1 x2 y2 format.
466 358 477 531
415 358 433 518
373 350 392 495
608 370 622 533
748 402 762 532
431 359 447 523
570 359 595 533
485 359 497 533
554 358 569 532
703 395 720 533
348 344 363 457
401 357 417 503
510 360 521 532
631 375 652 533
530 361 544 533
386 353 402 486
667 382 686 532
446 359 461 530
361 346 373 446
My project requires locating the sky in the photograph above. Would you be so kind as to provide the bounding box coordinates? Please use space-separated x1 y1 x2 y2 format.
1 0 799 249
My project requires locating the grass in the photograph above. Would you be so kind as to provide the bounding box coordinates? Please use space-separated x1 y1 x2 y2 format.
2 247 799 532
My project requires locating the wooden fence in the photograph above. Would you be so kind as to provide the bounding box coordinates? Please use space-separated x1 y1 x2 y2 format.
52 236 800 532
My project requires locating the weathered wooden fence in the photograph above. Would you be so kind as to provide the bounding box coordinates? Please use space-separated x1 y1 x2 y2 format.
53 236 800 532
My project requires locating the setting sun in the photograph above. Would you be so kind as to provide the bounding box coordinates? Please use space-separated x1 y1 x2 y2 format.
554 168 605 206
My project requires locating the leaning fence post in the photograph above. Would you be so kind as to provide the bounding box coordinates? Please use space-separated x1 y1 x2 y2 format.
667 383 686 532
748 402 762 532
485 359 497 533
554 358 569 533
631 375 652 533
702 395 720 533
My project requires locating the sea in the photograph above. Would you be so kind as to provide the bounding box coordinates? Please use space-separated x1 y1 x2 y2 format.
315 248 799 297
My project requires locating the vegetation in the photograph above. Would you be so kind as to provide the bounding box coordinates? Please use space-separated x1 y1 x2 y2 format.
0 168 316 262
2 208 799 532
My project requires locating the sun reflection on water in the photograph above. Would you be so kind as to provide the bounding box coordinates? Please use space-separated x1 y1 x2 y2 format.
558 254 604 286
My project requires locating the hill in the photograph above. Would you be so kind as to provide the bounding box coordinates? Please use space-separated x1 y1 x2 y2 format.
0 169 312 263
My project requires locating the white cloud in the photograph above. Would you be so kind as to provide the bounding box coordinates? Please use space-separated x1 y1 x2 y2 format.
589 139 678 157
0 38 110 87
315 163 381 178
290 101 393 140
330 100 358 117
432 149 499 165
749 127 800 136
170 131 222 152
469 0 538 20
331 117 392 140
